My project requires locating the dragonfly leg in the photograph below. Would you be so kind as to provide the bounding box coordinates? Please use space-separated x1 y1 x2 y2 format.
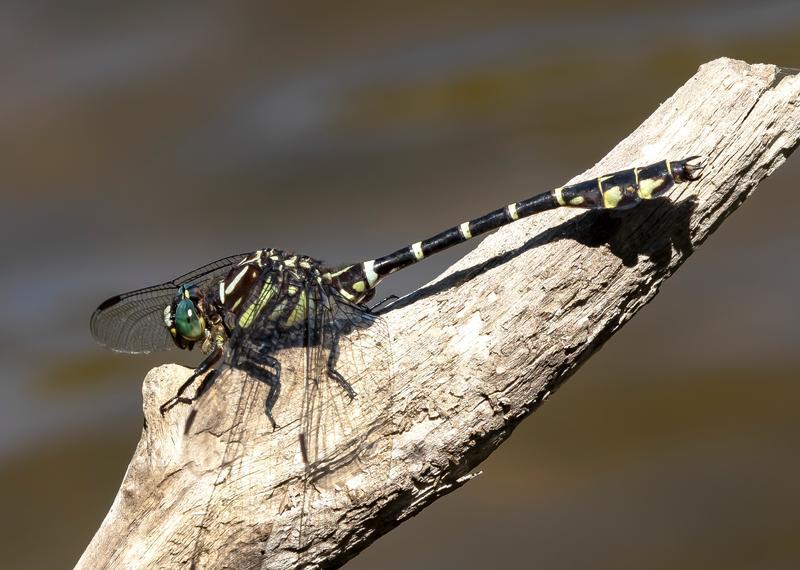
326 333 356 399
159 347 223 415
195 368 220 398
240 354 281 429
182 369 222 434
368 294 399 312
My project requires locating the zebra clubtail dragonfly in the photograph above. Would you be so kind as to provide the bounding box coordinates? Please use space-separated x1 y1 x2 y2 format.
92 156 703 443
90 156 703 552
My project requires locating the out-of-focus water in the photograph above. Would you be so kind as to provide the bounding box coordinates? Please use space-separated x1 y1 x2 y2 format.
0 2 798 568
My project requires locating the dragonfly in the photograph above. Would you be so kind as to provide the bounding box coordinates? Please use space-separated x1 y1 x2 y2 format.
92 155 703 440
90 156 703 559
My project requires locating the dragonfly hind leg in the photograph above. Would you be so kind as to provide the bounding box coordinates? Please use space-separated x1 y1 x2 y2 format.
239 354 282 429
326 333 356 399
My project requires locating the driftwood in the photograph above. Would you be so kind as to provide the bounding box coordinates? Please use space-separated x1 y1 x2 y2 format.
77 58 800 569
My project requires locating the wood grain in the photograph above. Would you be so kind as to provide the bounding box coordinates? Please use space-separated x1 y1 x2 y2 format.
77 58 800 569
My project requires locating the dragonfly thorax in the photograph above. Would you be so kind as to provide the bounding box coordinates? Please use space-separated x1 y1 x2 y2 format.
163 249 349 354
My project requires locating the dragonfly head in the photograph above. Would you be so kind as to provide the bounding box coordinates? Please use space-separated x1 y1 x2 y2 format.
164 284 208 350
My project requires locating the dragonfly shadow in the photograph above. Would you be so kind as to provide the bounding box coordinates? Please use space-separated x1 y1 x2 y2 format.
382 196 697 313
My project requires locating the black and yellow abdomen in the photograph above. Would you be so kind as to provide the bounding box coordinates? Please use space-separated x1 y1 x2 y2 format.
554 158 701 211
329 157 703 304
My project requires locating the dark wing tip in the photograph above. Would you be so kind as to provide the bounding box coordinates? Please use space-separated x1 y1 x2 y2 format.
90 295 123 343
89 289 174 353
95 294 124 312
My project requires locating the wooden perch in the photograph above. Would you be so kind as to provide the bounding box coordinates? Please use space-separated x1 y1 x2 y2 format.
78 58 800 569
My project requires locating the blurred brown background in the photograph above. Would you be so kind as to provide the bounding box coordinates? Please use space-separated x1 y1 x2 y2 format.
0 1 798 568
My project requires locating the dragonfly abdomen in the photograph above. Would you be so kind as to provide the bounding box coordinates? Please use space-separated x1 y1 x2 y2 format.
330 157 703 303
555 158 699 210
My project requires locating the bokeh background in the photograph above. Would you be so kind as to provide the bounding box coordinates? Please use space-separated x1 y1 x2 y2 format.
1 1 798 568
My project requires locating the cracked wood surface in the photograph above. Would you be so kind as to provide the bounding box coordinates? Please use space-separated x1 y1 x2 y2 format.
77 58 800 569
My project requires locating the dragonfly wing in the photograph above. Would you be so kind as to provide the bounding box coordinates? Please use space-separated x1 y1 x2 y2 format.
172 265 395 565
301 288 394 473
90 253 249 353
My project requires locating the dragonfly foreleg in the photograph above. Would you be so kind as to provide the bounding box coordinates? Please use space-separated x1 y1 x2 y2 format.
159 347 223 415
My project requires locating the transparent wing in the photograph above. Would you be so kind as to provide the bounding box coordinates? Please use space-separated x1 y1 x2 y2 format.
217 271 394 469
289 283 394 555
90 253 249 353
300 288 394 475
171 269 394 565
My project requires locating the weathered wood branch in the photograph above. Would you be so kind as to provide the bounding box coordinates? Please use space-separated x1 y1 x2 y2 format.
78 58 800 569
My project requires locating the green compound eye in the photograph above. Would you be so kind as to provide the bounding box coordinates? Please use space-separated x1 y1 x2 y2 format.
174 298 205 341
